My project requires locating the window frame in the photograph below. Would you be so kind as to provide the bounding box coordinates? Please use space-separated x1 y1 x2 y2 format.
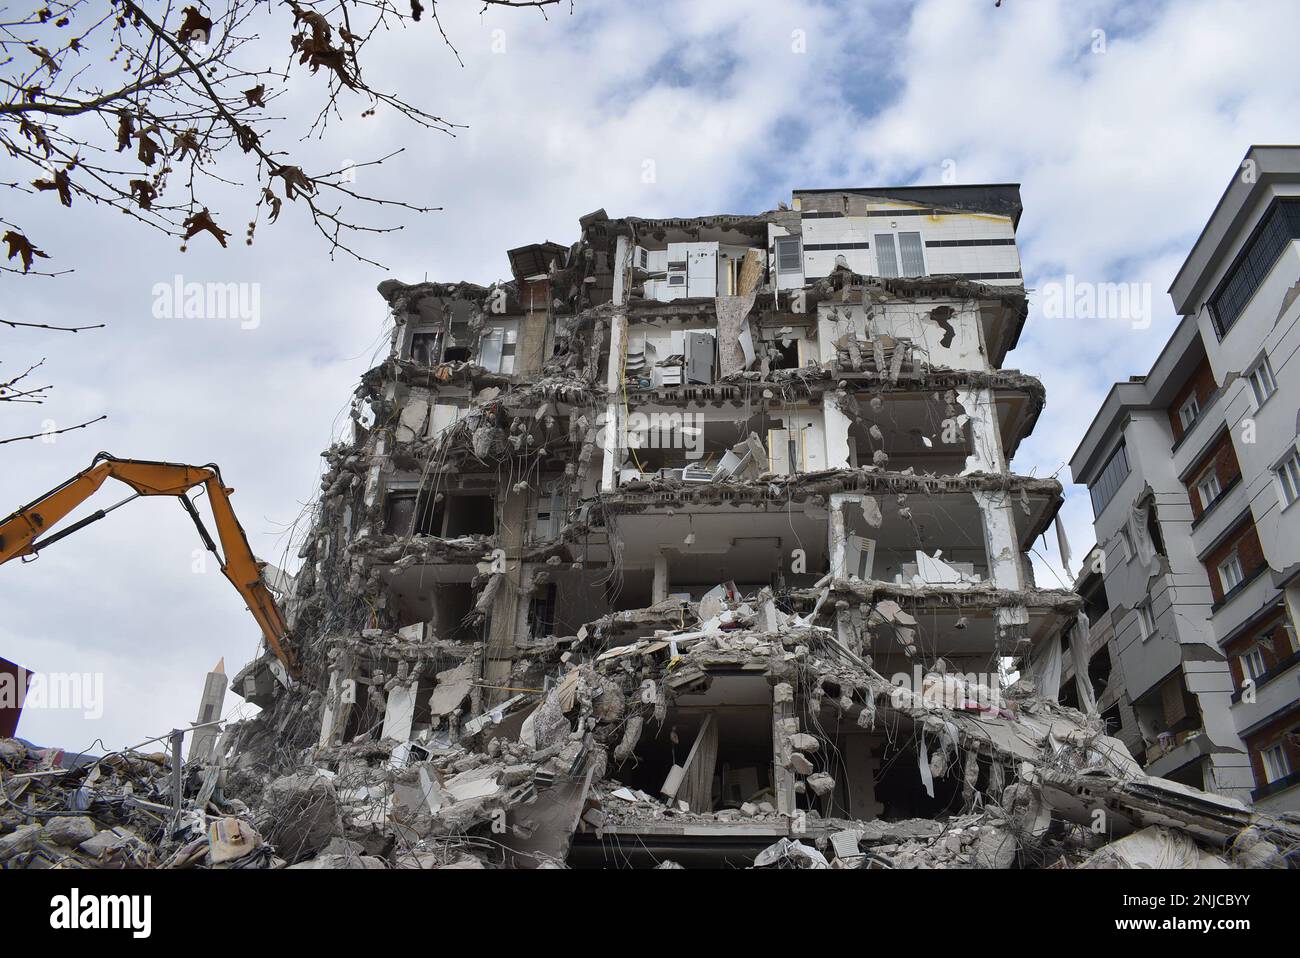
1089 442 1132 518
1195 468 1222 510
1276 445 1300 508
1241 646 1266 682
872 230 927 279
1262 743 1291 783
1136 602 1155 641
1178 394 1201 431
1208 198 1300 338
1218 551 1245 594
774 236 802 274
1247 355 1277 408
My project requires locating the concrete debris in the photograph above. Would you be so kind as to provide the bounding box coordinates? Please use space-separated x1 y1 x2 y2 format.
256 771 345 861
754 838 829 869
0 736 273 869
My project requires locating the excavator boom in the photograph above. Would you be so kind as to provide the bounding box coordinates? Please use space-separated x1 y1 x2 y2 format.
0 453 295 676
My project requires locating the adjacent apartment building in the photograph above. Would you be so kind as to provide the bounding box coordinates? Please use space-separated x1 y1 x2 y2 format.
1070 146 1300 812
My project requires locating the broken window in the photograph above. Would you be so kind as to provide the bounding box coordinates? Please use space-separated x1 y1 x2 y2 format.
1087 647 1112 692
442 494 495 537
439 316 474 363
531 483 564 542
410 330 440 365
528 583 557 639
611 679 773 815
1145 503 1166 556
384 489 444 536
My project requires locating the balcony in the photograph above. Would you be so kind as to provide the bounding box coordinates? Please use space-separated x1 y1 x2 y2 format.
1253 768 1300 803
1231 651 1300 727
1210 564 1274 638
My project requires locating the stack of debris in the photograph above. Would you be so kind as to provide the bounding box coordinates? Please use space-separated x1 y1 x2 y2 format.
211 580 1300 869
0 737 271 869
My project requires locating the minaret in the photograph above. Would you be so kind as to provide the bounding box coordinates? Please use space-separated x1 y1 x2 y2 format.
188 658 227 764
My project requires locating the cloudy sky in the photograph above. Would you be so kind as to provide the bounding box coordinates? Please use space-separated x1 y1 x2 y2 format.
3 0 1298 753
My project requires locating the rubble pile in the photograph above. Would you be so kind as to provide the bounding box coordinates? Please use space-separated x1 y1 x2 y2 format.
0 738 272 869
207 582 1300 869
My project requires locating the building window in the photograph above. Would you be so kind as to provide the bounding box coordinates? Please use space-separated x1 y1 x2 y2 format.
1178 394 1200 430
898 232 926 276
874 234 899 277
1136 602 1155 641
479 325 517 374
1262 743 1292 783
1277 447 1300 507
873 231 926 279
1246 356 1277 407
1089 442 1131 517
1195 469 1222 510
1218 552 1245 593
1241 646 1266 681
774 236 802 274
1208 198 1300 337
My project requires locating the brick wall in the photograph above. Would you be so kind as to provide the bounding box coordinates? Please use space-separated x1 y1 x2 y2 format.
1203 516 1266 604
1184 429 1241 519
1168 355 1217 443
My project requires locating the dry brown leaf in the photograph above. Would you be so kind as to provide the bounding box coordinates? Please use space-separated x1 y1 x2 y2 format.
176 6 213 44
32 167 72 207
182 208 230 248
129 179 157 210
3 231 51 272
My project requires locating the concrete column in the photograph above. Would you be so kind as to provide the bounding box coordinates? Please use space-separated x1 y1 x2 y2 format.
772 691 797 817
484 485 529 704
601 307 627 492
956 386 1008 474
842 734 883 820
822 398 853 470
652 552 670 604
828 496 848 579
973 490 1024 591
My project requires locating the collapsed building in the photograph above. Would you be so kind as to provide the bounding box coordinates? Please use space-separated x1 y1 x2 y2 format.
175 186 1300 868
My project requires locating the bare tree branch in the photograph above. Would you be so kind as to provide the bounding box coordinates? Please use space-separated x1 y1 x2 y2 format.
1 318 106 331
0 413 108 445
2 0 568 270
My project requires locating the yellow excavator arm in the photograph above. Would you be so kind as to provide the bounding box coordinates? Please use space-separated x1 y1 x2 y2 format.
0 453 295 677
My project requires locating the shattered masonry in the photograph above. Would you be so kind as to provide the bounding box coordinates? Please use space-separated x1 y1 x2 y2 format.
9 186 1295 870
